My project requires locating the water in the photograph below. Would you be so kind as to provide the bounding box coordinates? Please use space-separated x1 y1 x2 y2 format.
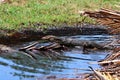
0 35 114 80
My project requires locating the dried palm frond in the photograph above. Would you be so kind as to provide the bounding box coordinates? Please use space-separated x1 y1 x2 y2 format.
89 66 119 80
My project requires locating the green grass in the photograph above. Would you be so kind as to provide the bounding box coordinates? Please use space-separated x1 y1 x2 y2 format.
0 0 120 30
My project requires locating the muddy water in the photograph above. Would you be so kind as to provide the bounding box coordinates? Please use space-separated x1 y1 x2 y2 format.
0 35 114 80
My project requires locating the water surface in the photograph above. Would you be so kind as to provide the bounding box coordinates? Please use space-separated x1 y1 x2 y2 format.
0 35 114 80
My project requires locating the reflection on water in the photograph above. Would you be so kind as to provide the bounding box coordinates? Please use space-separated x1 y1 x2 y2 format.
0 35 114 80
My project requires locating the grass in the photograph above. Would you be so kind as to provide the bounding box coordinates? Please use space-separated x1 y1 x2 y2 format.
0 0 120 30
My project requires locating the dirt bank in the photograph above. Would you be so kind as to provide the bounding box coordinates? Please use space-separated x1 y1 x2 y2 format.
0 23 109 45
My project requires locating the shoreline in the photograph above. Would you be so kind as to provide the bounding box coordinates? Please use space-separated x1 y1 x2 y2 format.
0 23 110 45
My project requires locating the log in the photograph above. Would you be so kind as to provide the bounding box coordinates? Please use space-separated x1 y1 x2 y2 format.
42 35 114 50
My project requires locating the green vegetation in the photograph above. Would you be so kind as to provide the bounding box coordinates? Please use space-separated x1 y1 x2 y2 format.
0 0 120 30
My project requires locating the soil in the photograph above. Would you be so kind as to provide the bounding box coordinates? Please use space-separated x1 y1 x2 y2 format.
0 23 109 45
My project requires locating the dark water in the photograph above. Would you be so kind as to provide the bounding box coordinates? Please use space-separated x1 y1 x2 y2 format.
0 35 114 80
